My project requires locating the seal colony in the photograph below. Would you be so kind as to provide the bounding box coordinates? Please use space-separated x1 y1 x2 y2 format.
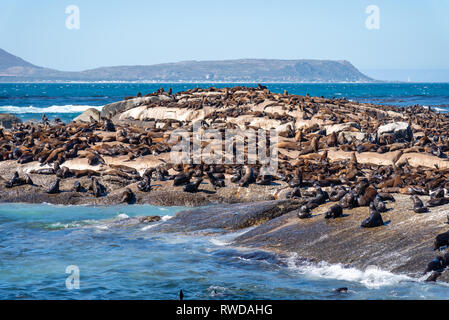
1 85 449 282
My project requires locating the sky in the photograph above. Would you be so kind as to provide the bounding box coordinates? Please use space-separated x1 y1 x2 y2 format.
0 0 448 79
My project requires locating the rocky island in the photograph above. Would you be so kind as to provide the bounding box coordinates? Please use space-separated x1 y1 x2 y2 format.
1 85 449 283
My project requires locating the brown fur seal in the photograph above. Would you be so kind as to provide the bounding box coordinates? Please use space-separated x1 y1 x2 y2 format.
91 178 106 197
47 178 61 194
427 198 449 208
339 192 356 209
184 178 203 193
324 204 343 219
121 188 135 204
361 202 384 228
434 231 449 250
137 177 152 192
296 205 312 219
411 195 428 213
239 166 255 188
357 186 377 207
373 195 387 212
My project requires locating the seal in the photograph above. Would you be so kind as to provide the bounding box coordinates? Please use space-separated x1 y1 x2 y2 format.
286 186 301 199
425 271 441 282
91 177 106 197
121 188 135 204
329 186 347 202
424 257 443 274
296 205 312 219
47 178 61 194
411 195 428 213
357 186 378 207
324 204 343 219
361 202 384 228
73 181 83 192
434 230 449 250
137 176 152 192
173 171 193 186
372 195 387 212
207 171 225 189
427 198 449 208
184 178 203 193
239 166 255 188
339 192 356 209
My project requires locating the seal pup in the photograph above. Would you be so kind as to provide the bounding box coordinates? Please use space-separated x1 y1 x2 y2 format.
47 178 61 194
361 202 384 228
324 204 343 219
411 195 427 213
184 178 203 193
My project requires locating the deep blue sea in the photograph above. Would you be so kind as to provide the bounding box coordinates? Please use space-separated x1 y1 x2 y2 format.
1 83 449 300
1 83 449 123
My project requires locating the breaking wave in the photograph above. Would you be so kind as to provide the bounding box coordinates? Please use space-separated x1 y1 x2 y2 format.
284 253 415 289
0 105 103 114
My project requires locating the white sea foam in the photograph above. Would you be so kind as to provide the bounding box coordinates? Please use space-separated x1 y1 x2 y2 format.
209 238 230 246
0 105 103 114
115 213 130 220
285 253 414 289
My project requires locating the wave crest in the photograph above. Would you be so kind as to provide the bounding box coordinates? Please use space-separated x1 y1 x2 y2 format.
0 105 103 114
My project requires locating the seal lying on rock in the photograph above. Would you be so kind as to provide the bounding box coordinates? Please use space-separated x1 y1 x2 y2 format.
324 204 344 219
411 195 428 213
296 205 312 219
427 198 449 208
361 202 384 228
4 172 33 188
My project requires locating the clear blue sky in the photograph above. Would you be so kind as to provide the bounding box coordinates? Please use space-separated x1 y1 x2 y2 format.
0 0 448 72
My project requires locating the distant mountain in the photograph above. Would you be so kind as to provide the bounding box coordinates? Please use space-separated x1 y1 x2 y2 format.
0 48 374 83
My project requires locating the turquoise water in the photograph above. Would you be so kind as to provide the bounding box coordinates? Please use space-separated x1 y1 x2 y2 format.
1 203 449 300
0 83 449 122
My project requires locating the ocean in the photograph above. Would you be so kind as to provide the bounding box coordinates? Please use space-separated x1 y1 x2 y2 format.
1 203 449 300
1 83 449 300
1 83 449 123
